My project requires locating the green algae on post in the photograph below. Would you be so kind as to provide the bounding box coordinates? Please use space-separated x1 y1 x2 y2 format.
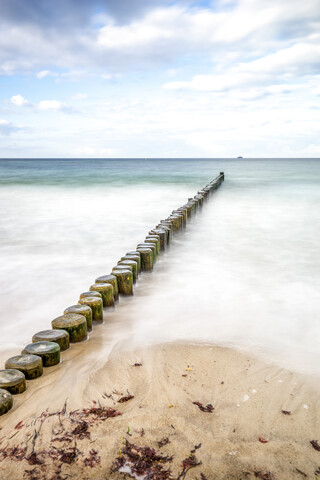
80 290 102 300
0 388 13 416
52 313 88 343
22 341 60 367
117 260 138 282
32 328 70 351
145 236 160 255
137 243 156 261
64 304 93 332
136 247 153 271
78 296 103 323
0 369 26 394
90 283 114 307
149 229 166 250
122 254 141 273
95 274 119 301
112 268 133 295
5 354 43 380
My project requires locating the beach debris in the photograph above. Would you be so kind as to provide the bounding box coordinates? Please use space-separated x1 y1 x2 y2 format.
191 444 202 453
140 428 145 437
196 475 208 480
243 395 250 402
193 402 214 413
303 404 309 409
111 440 202 479
0 400 121 479
310 440 320 451
71 420 90 439
177 452 202 479
281 410 291 415
182 374 187 377
185 368 192 371
83 449 101 468
251 389 257 394
258 437 269 444
221 381 224 384
295 468 307 477
315 466 320 476
169 404 174 408
157 437 170 448
127 426 132 436
254 472 275 479
110 439 173 478
118 395 134 403
15 421 25 430
132 363 143 367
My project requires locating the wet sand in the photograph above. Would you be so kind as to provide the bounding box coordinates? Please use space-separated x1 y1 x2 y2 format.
1 338 320 480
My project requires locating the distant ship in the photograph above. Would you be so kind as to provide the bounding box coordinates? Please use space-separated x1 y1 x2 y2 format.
237 156 243 158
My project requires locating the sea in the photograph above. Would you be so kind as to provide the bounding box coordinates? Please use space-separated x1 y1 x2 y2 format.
0 158 319 377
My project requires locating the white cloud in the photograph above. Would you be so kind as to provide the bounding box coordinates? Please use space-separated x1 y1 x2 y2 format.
36 70 57 79
37 100 68 111
0 118 21 135
10 94 30 106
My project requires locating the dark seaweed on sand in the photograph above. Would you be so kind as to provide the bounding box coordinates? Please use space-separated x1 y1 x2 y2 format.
192 402 214 413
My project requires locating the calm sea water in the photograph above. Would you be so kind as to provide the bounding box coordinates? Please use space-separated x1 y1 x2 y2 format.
0 159 319 377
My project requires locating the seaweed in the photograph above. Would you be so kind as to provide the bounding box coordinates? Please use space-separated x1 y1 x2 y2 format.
258 438 268 444
193 402 214 413
254 472 275 480
177 453 202 479
118 395 135 403
83 449 101 468
110 439 173 479
311 440 320 451
157 438 170 448
0 399 122 480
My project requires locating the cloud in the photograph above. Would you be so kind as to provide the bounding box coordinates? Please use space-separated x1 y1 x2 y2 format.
36 70 58 79
10 94 30 106
0 119 21 135
0 0 319 75
163 41 320 93
37 100 69 111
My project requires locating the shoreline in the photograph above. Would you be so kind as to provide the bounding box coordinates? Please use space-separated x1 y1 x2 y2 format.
1 341 320 479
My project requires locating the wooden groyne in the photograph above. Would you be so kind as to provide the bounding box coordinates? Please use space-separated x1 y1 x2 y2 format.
0 173 224 416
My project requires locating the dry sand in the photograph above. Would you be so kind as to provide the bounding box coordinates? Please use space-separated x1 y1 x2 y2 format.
1 337 320 480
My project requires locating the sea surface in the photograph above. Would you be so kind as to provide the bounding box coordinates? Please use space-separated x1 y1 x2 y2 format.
0 158 319 377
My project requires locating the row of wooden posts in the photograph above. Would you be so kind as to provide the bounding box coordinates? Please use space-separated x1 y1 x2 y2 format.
0 172 224 416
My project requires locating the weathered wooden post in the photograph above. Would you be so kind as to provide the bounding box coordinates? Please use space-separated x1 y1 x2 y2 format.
136 247 153 271
112 268 133 295
90 283 114 307
64 305 93 331
52 314 88 343
117 260 138 283
78 296 103 323
22 342 60 367
5 355 43 379
95 274 119 302
0 389 13 416
32 329 70 350
0 370 26 394
122 254 141 273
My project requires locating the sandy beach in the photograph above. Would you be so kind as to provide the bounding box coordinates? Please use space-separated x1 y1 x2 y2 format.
1 338 320 480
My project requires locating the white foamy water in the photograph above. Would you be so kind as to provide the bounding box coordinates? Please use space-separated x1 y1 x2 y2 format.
0 159 319 378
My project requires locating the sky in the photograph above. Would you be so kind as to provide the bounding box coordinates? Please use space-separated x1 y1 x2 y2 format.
0 0 320 158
